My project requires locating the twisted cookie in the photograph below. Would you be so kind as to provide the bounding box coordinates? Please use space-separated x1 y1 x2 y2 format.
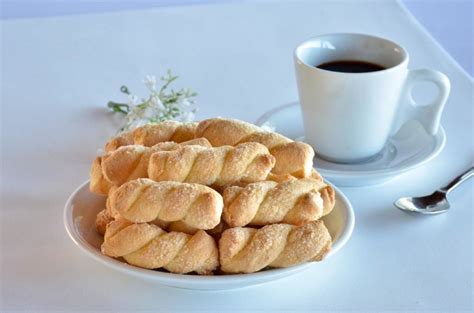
196 118 314 178
101 138 211 186
101 219 218 274
110 178 223 230
223 178 335 227
219 220 331 273
148 142 276 187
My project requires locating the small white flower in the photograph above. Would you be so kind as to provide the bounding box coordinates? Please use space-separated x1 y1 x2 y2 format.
127 95 139 107
127 105 145 123
174 99 184 110
144 75 157 91
179 98 192 107
149 94 165 110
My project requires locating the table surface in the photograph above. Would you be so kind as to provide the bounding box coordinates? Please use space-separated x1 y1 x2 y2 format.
2 0 473 77
1 0 473 312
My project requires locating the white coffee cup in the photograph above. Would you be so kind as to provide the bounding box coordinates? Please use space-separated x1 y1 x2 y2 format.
294 33 450 163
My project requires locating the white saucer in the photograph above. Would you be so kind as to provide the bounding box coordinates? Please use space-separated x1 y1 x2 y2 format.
256 102 446 187
64 180 354 290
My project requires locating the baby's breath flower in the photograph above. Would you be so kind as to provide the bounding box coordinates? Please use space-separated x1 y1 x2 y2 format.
127 95 139 107
107 70 197 132
178 97 192 107
144 75 157 91
149 94 165 110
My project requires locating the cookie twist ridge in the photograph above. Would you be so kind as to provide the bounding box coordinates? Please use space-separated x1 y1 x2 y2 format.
104 121 197 153
104 130 134 153
89 156 113 195
133 121 197 147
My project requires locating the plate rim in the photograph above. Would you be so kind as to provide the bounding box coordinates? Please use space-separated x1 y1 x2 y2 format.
255 101 446 178
64 179 355 287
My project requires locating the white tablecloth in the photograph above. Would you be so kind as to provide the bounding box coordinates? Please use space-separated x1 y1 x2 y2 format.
2 0 473 311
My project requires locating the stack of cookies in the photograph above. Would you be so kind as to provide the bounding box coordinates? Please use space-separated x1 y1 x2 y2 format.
90 118 335 275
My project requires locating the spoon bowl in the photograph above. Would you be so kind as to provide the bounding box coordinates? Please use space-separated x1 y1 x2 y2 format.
394 167 473 215
395 191 450 214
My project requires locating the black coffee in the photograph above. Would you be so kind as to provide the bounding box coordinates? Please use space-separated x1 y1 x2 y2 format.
316 60 386 73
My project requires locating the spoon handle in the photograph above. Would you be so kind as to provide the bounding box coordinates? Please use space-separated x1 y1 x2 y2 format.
439 167 474 194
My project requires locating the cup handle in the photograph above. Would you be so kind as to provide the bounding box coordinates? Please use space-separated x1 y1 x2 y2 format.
390 69 450 136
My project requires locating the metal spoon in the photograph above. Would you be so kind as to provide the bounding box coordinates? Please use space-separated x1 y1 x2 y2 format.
395 167 474 215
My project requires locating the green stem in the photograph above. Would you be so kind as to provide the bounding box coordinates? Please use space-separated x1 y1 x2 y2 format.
107 101 129 114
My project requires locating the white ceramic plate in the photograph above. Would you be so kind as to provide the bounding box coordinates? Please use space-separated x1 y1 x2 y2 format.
64 179 354 290
256 102 446 187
